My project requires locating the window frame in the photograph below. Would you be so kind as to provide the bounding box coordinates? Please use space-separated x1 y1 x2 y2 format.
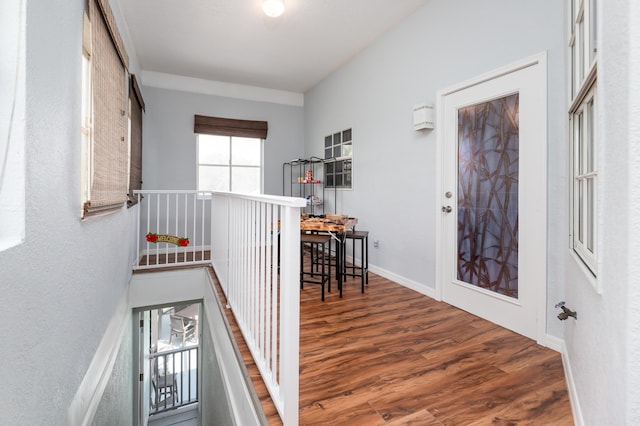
80 37 92 213
196 134 264 194
324 128 353 190
127 74 144 207
568 0 598 279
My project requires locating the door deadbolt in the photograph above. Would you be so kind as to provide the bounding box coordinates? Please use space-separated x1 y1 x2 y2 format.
445 191 452 198
442 206 452 213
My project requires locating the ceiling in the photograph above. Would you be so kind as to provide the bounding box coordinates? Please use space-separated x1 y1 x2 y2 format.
117 0 428 93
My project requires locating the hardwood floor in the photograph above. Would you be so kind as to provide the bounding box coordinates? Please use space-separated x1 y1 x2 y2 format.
208 265 574 425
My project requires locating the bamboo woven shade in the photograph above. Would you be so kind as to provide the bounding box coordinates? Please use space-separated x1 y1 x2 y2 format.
194 115 268 139
84 0 128 216
128 74 144 207
95 0 129 70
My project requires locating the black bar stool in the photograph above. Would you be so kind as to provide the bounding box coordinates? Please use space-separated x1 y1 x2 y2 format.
325 234 343 291
344 230 369 292
300 233 332 301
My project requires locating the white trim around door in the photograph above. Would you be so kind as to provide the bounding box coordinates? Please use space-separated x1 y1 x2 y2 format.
435 52 548 345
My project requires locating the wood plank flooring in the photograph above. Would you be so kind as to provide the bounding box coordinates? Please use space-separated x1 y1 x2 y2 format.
207 265 574 425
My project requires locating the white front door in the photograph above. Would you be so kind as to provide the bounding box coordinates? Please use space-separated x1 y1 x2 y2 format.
437 54 547 342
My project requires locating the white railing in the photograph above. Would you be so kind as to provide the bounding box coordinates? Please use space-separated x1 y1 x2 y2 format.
133 190 305 425
133 190 213 270
211 192 305 426
150 345 199 414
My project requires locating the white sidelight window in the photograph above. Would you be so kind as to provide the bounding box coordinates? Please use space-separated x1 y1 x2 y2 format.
568 0 598 276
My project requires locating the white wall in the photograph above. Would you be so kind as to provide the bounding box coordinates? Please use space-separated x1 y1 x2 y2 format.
140 86 304 196
91 323 133 426
200 310 234 426
562 1 640 424
0 0 141 424
303 0 566 335
627 3 640 423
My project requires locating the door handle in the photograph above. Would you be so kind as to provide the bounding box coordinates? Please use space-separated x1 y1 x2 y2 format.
442 206 452 213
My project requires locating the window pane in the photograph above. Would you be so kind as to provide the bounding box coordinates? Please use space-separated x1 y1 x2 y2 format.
232 137 261 166
232 167 260 193
325 136 332 147
587 177 594 252
333 145 341 158
326 175 334 187
587 98 595 172
577 111 583 174
326 162 334 173
590 0 597 63
335 174 343 187
199 135 229 165
342 129 352 142
578 180 584 243
579 20 585 82
82 55 91 124
325 148 332 159
342 143 352 157
199 165 229 191
571 44 576 98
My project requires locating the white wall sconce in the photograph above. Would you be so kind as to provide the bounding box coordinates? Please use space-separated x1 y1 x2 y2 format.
413 103 434 130
263 0 285 18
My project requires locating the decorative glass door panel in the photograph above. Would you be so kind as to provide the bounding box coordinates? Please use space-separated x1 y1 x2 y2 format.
457 93 519 299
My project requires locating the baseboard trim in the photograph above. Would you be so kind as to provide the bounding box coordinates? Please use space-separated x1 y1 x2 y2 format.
368 263 437 300
554 337 584 426
64 290 130 426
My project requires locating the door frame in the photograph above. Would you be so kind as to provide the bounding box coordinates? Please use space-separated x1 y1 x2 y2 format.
132 309 151 426
434 52 548 345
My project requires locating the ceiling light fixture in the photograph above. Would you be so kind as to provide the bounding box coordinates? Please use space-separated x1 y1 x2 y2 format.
262 0 285 18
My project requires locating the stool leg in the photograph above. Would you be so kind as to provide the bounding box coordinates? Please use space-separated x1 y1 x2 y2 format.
365 235 369 284
338 237 343 298
314 242 319 273
360 237 365 293
352 237 356 277
327 240 331 293
320 243 325 301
